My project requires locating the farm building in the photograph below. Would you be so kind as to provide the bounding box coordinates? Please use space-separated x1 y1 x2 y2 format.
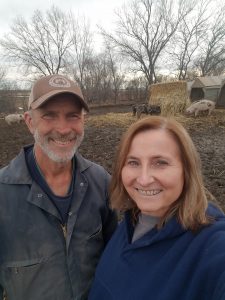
187 80 194 96
190 75 225 102
0 89 29 113
217 79 225 108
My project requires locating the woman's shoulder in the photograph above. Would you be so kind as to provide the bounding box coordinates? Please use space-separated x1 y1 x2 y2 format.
207 202 225 219
200 204 225 252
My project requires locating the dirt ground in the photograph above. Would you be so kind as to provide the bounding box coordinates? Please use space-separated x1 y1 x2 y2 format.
0 105 225 210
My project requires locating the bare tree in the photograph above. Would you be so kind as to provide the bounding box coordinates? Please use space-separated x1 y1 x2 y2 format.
99 0 195 85
125 76 148 102
170 0 210 80
75 50 124 104
194 3 225 76
66 15 93 91
104 42 125 103
0 6 73 76
0 66 6 85
86 54 113 103
0 71 19 113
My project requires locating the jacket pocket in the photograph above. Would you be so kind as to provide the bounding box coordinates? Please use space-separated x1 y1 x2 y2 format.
88 225 102 239
1 257 48 300
2 257 46 274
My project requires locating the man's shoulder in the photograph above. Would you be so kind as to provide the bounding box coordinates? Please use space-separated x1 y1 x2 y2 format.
0 147 32 184
76 152 110 175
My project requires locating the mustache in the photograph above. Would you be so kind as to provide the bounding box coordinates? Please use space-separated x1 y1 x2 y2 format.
48 132 82 141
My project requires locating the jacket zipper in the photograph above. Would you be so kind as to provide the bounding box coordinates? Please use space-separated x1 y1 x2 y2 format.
61 224 67 239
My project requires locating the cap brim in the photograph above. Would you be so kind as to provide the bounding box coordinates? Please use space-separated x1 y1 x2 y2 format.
30 90 89 112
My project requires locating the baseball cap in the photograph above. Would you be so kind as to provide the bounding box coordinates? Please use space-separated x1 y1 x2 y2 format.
28 74 89 112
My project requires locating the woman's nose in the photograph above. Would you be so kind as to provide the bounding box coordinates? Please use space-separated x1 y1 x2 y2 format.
136 168 155 186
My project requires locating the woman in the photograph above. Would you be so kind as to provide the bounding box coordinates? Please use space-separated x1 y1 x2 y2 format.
89 116 225 300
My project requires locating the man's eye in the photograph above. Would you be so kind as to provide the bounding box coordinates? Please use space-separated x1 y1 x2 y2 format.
69 114 80 119
42 114 55 119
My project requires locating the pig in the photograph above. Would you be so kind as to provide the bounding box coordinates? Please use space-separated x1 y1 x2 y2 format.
132 104 137 116
136 104 148 118
185 100 215 117
132 104 148 118
147 105 161 115
5 113 24 125
132 104 161 118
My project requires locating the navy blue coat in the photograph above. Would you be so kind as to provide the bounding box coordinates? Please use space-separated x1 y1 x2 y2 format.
89 204 225 300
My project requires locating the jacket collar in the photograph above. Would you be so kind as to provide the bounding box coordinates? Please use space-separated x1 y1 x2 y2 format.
124 203 225 249
0 145 92 185
124 210 186 249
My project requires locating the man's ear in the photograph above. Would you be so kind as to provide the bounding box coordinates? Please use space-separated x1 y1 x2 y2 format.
84 113 89 121
24 111 35 135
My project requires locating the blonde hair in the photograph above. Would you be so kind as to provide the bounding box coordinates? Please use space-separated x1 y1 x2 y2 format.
110 116 214 231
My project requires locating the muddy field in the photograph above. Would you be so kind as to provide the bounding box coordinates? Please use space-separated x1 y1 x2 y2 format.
0 105 225 210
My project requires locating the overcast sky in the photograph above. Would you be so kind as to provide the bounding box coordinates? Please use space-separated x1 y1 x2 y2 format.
0 0 125 38
0 0 126 82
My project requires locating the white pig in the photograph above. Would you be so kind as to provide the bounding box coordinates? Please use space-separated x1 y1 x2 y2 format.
5 114 24 125
186 100 215 117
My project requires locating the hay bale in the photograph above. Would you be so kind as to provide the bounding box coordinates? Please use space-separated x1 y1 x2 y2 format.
161 98 191 116
149 81 190 116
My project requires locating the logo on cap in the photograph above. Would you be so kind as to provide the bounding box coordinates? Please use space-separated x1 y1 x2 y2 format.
49 76 71 88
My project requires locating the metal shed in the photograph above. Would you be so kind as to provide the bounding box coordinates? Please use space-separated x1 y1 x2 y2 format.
187 81 194 97
190 76 225 102
217 79 225 107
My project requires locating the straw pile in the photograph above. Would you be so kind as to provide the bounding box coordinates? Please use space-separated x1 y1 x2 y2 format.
149 81 190 116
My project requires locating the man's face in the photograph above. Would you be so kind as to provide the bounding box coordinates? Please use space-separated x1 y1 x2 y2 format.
24 94 85 163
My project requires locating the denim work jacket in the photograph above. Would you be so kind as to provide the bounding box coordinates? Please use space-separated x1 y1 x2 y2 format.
0 146 117 300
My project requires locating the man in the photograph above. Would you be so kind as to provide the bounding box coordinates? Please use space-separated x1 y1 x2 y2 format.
0 74 117 300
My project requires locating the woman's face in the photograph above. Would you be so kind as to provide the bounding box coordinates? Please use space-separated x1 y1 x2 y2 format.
121 129 184 217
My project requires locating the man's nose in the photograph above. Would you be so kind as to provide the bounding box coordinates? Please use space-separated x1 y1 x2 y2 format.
55 118 71 134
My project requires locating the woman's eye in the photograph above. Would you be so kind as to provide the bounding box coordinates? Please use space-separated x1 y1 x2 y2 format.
127 160 139 166
155 160 168 166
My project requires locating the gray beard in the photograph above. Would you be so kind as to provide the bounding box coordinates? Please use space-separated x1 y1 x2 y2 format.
33 130 84 163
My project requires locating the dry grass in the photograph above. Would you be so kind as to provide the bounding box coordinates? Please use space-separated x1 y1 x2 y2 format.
176 108 225 128
86 112 134 128
86 109 225 130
